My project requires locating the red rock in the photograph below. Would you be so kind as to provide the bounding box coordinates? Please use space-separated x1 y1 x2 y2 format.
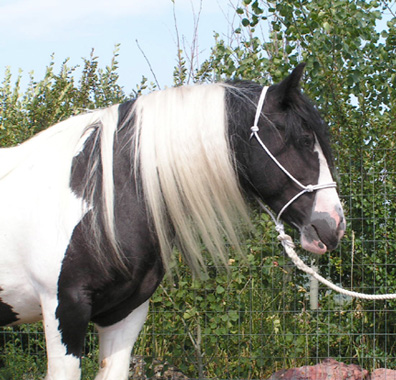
371 368 396 380
267 358 369 380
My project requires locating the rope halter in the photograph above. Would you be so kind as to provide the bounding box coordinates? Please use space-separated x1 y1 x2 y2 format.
249 86 337 235
251 86 396 300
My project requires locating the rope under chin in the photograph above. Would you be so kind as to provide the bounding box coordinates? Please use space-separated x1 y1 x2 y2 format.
278 229 396 301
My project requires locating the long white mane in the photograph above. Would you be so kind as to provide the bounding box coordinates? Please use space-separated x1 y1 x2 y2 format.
131 84 250 274
0 84 251 276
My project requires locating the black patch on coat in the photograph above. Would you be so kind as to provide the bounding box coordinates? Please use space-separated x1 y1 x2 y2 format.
57 101 164 358
0 291 19 325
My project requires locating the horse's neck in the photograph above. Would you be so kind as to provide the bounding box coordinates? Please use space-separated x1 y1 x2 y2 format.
0 145 27 180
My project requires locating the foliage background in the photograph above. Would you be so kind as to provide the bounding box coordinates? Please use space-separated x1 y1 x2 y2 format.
0 0 395 378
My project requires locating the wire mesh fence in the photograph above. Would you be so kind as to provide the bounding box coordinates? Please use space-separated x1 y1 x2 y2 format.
134 146 396 379
0 147 395 379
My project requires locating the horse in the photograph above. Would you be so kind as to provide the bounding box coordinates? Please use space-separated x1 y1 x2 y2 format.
0 63 345 380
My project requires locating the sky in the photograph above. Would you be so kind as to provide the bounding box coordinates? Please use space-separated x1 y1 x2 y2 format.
0 0 238 93
1 0 394 94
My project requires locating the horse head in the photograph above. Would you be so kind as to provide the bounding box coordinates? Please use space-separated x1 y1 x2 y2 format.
232 64 345 254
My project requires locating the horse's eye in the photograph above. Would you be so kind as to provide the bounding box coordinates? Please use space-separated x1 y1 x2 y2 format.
298 135 314 149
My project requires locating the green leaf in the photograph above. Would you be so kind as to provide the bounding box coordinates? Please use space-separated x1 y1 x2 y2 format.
242 18 250 27
216 285 225 294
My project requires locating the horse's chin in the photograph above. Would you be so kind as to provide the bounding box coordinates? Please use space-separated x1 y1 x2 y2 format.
300 225 328 255
301 237 327 255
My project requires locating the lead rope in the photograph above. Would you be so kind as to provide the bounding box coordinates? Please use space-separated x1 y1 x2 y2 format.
252 86 396 300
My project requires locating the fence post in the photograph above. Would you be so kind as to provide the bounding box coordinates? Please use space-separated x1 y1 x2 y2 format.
310 260 319 310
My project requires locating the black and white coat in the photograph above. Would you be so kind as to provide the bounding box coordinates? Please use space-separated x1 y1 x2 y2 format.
0 65 345 380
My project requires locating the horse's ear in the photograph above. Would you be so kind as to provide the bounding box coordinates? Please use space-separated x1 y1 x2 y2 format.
285 63 306 89
277 63 306 106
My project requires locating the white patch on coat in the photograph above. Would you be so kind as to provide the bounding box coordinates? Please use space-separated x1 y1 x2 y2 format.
94 301 150 380
0 109 114 378
0 112 101 323
300 139 345 254
313 139 345 228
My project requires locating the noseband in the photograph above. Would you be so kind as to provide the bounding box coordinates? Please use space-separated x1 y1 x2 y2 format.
250 86 337 234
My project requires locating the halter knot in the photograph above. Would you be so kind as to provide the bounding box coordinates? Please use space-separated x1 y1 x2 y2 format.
250 126 259 139
277 232 295 248
305 184 314 193
275 223 284 234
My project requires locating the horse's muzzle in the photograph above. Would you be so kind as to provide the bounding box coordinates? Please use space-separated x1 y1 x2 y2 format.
300 205 345 254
